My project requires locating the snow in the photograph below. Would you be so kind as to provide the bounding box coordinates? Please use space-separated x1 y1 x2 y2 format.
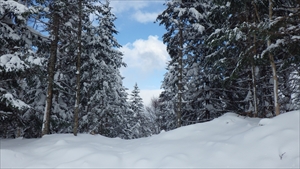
2 93 29 109
292 36 300 40
1 111 299 168
27 55 44 66
192 23 205 34
189 7 203 20
262 39 285 57
0 0 28 15
226 2 231 7
233 27 243 40
0 54 28 72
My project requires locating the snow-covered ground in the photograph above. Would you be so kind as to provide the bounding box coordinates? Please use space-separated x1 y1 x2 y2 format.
1 111 299 168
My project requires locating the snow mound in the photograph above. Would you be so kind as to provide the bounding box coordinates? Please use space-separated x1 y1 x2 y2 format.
1 110 299 168
259 118 273 126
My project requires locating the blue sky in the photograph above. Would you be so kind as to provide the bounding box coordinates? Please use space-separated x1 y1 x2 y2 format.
108 0 170 105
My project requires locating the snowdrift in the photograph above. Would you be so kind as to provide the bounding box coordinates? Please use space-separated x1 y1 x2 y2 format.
1 111 299 168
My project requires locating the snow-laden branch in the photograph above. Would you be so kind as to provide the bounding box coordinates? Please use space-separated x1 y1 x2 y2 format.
2 92 30 110
0 54 29 72
261 39 285 57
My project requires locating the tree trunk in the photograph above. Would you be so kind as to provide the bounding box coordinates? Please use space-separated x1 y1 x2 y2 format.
252 1 260 117
251 35 258 117
73 0 82 136
251 60 258 117
268 0 280 116
42 13 59 136
177 27 183 128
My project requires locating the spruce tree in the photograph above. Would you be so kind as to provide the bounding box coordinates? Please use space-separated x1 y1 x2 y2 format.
0 0 48 138
126 83 152 139
129 83 144 114
157 0 221 126
77 0 130 138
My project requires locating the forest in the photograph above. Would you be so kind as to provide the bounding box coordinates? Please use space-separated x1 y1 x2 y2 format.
1 0 299 139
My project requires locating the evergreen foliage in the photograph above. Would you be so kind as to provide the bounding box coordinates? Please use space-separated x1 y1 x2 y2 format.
0 0 132 139
0 0 47 138
125 83 152 139
129 83 144 114
157 0 300 128
1 0 299 139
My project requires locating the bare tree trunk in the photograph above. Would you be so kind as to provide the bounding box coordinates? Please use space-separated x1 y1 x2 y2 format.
268 0 280 116
251 35 258 117
251 60 258 117
252 1 260 117
73 0 82 136
42 13 59 136
176 27 183 128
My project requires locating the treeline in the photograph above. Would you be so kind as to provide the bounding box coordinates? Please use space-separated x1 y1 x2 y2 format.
153 0 300 131
1 0 299 139
0 0 152 139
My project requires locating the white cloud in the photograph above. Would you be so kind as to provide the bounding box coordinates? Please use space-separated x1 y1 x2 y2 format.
140 89 163 106
121 35 169 72
132 10 160 23
107 1 163 23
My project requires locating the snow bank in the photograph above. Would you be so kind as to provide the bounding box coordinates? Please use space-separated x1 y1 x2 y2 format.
1 111 299 168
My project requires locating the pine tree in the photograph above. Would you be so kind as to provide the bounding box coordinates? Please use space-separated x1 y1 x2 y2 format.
205 0 300 117
0 0 49 138
50 0 80 134
157 91 177 131
127 83 145 138
129 83 144 114
124 83 152 139
145 97 162 134
77 1 131 138
1 0 134 138
157 0 221 126
158 0 300 123
261 0 300 115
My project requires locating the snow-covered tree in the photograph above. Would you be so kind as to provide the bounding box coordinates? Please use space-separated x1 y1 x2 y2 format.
154 89 187 132
157 0 187 127
129 83 144 114
123 83 152 139
0 0 47 138
199 0 300 118
157 0 222 127
77 1 131 138
145 97 161 134
158 0 300 125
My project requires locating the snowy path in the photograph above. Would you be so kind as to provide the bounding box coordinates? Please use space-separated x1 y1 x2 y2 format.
1 111 299 168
